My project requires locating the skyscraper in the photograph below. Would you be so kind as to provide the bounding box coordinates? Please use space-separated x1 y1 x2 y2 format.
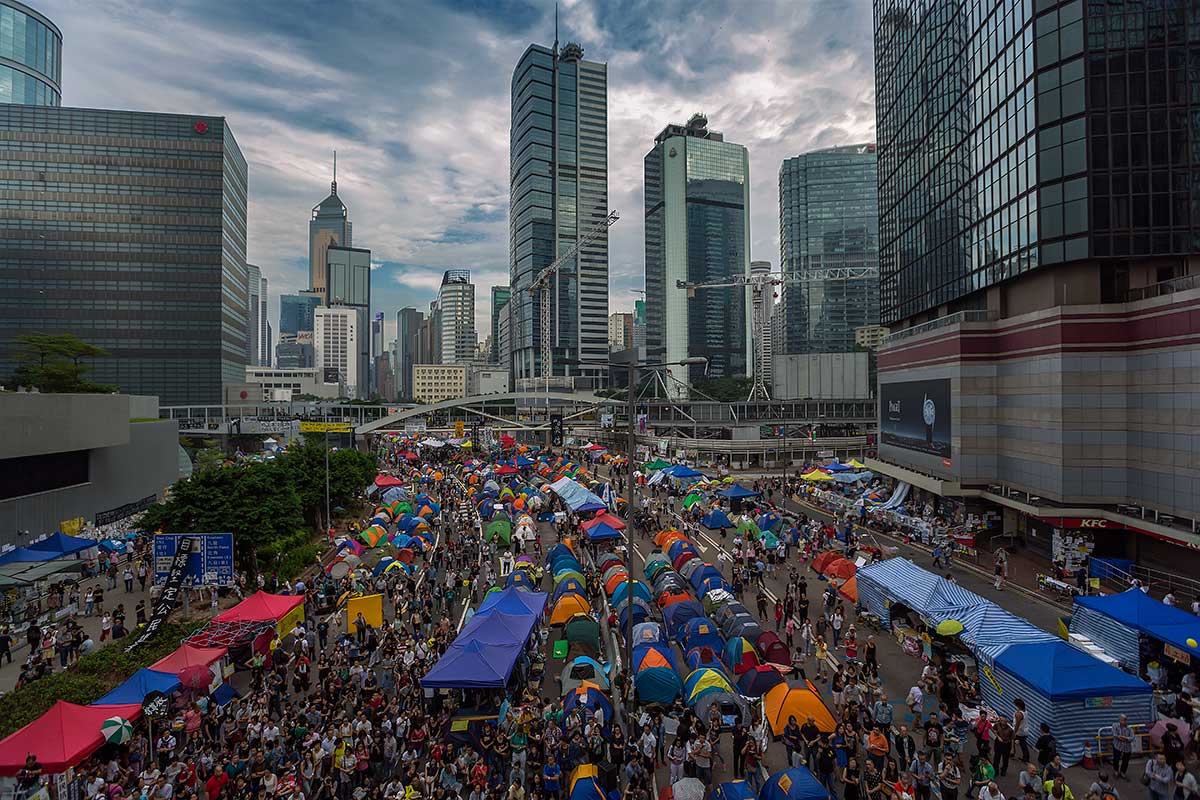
0 1 60 106
325 245 371 399
258 277 269 368
395 307 424 401
314 306 358 398
644 114 751 392
872 0 1200 557
279 293 323 337
309 155 351 294
0 106 247 404
778 145 879 355
509 38 608 388
248 264 262 366
437 270 476 364
490 285 511 364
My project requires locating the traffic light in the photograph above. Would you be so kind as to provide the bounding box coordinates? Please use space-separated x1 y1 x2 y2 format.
550 414 564 446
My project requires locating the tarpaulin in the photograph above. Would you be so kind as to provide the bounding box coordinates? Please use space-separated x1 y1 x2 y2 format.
0 701 143 775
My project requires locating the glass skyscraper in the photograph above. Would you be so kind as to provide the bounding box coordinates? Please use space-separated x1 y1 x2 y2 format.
0 106 247 404
309 161 351 294
325 245 371 399
490 285 510 364
644 115 751 391
0 1 60 106
778 145 880 354
509 40 608 388
279 293 322 337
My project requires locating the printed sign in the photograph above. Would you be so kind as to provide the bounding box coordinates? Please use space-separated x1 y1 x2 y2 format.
1164 643 1192 665
154 533 235 586
127 535 195 652
1085 696 1114 709
95 494 157 526
142 690 170 718
405 420 428 434
299 421 352 433
600 413 614 430
880 378 952 458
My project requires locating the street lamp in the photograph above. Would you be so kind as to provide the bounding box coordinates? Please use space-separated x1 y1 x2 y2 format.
564 355 707 679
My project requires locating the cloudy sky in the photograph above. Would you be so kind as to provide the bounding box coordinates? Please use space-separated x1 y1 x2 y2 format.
41 0 877 347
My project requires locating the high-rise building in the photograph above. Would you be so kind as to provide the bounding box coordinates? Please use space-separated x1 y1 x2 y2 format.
279 293 323 337
607 312 633 350
259 280 270 368
490 285 511 364
437 270 476 364
248 264 262 366
324 245 371 399
509 39 608 388
314 306 358 398
0 1 60 106
0 107 247 405
395 308 423 401
778 145 879 355
632 299 647 350
275 335 314 369
644 114 752 392
749 260 774 386
873 0 1200 560
309 156 351 294
370 312 385 398
496 302 512 379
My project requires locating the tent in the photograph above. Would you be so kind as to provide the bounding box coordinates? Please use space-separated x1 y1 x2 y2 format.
722 636 760 675
663 600 705 640
213 591 304 631
562 684 613 728
683 668 734 705
717 484 760 499
151 643 227 674
855 558 945 627
702 509 734 530
681 617 724 653
759 767 831 800
422 595 547 689
547 477 607 513
736 664 785 697
0 546 59 566
663 464 704 479
564 614 601 651
633 622 667 645
684 645 726 674
634 666 683 704
642 459 671 472
713 782 757 800
1071 588 1200 667
560 656 610 694
28 532 98 557
583 521 623 541
755 630 790 666
694 690 751 731
485 517 513 544
0 701 143 775
762 682 837 736
549 594 591 626
583 513 626 531
980 640 1153 764
94 668 181 705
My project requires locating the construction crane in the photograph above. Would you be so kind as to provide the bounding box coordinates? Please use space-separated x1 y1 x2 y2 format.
676 266 879 401
529 210 620 380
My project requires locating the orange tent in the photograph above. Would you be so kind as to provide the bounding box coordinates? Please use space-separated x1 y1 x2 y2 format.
812 551 839 573
549 594 592 625
604 570 630 596
837 575 858 603
658 590 691 608
654 529 686 547
824 558 857 582
762 681 837 736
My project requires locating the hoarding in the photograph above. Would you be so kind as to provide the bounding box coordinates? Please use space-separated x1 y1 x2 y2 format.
880 378 952 457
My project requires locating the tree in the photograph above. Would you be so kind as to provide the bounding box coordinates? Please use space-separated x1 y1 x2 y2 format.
275 436 376 528
11 333 117 393
692 376 754 402
194 447 226 473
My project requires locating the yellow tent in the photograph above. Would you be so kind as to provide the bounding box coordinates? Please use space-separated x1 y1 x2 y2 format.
845 458 867 469
802 470 834 482
549 593 592 625
762 681 836 736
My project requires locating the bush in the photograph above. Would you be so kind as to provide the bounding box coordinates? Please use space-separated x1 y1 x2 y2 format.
256 530 322 580
0 620 205 738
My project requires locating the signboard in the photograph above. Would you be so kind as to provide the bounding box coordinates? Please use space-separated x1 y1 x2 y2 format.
323 367 340 384
142 690 170 718
299 421 352 433
1164 643 1192 665
454 421 465 438
250 419 295 434
880 378 952 457
1085 696 1115 709
95 494 157 526
405 420 427 434
154 533 235 586
600 413 614 430
128 535 195 652
817 450 835 459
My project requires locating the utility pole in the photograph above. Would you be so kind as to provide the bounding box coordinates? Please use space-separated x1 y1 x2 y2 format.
625 361 637 675
325 430 331 538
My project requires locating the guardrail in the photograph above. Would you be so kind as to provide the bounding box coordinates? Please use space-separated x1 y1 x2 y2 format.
1126 272 1200 302
883 310 997 345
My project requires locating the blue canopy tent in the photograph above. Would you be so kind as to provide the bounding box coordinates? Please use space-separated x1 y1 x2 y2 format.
477 586 547 617
583 521 623 542
855 558 945 627
663 464 704 479
94 668 181 705
548 477 607 513
0 547 59 565
702 509 734 530
760 768 831 800
28 532 98 557
717 485 760 500
1071 588 1200 667
979 640 1153 764
712 782 756 800
422 591 547 689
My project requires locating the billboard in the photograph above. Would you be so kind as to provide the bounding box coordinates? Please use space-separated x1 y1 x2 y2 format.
154 533 235 586
880 378 951 457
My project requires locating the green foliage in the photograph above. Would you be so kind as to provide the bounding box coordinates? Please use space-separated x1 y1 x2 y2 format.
692 376 754 402
11 333 118 393
257 531 321 580
194 447 227 473
0 621 204 738
276 436 377 526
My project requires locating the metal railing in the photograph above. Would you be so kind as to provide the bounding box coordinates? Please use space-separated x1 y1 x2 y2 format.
1125 272 1200 302
883 310 997 345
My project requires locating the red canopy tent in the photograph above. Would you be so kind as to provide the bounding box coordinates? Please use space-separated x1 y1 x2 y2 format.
494 465 519 476
374 475 406 488
500 434 515 448
583 513 626 532
0 701 143 775
150 643 227 674
213 591 303 624
583 444 606 451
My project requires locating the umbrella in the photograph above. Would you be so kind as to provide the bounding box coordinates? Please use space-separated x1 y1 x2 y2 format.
672 779 706 800
177 665 212 690
935 619 964 636
101 716 134 744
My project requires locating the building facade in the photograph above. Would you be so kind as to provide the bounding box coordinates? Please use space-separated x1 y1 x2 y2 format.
395 307 424 401
243 366 339 401
313 306 358 399
0 106 248 404
778 144 879 355
872 0 1200 561
509 40 609 388
0 1 60 107
412 363 467 404
246 265 268 366
275 337 313 369
309 163 351 294
279 293 322 337
644 114 752 392
437 269 476 364
490 285 511 364
325 245 371 399
467 365 510 396
607 311 633 350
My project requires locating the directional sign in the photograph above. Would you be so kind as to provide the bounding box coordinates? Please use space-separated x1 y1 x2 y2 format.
299 421 352 433
154 533 235 587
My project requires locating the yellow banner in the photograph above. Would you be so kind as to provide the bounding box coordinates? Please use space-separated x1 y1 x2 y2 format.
299 422 353 433
982 664 1003 695
59 517 85 535
347 593 384 632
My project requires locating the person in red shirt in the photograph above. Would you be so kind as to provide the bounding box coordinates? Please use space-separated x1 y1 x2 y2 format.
205 768 229 800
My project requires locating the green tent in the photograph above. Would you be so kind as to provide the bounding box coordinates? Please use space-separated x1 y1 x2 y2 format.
553 568 586 587
485 518 512 544
393 501 413 515
760 530 780 549
736 518 761 537
683 492 706 509
642 459 671 472
564 613 601 651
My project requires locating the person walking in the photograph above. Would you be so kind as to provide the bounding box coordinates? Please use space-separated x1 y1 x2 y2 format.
1111 714 1133 780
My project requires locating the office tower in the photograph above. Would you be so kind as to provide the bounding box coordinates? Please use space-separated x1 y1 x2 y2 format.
633 299 647 350
395 308 423 401
437 270 476 364
324 245 371 399
0 1 60 106
509 39 608 388
490 285 511 364
607 312 633 350
248 264 262 366
496 302 512 381
778 145 879 355
314 306 358 398
279 293 323 337
873 0 1200 556
749 260 774 386
371 312 385 398
259 278 269 367
0 107 247 404
263 321 271 368
310 155 351 294
644 114 751 391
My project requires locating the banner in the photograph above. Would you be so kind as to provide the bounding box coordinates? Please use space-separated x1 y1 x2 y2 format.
347 593 384 632
59 517 85 536
299 421 352 433
154 533 235 586
126 535 195 652
95 494 157 526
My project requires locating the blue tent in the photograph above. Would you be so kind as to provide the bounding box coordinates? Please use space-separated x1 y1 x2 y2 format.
28 532 98 557
823 461 853 472
760 767 830 800
713 782 756 800
756 511 782 532
717 484 760 499
548 477 608 513
688 565 727 594
663 600 705 640
663 464 704 479
0 547 58 565
421 639 525 688
569 776 606 800
995 641 1152 699
702 509 733 530
682 617 725 653
477 587 547 617
1071 588 1200 667
634 666 682 703
94 668 181 705
584 522 623 541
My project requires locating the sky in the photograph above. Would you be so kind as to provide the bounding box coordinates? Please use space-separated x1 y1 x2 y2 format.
40 0 877 350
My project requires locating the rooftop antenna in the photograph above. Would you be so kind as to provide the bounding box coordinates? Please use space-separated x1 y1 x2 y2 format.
553 1 559 54
331 150 337 196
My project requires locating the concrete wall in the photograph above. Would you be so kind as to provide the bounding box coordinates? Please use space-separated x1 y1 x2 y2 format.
773 352 871 400
1 393 130 459
0 418 179 545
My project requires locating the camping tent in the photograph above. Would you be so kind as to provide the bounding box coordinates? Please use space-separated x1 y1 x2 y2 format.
560 656 610 694
717 484 760 499
1071 589 1200 667
759 767 831 800
762 682 837 736
94 668 182 706
0 701 144 775
702 509 734 530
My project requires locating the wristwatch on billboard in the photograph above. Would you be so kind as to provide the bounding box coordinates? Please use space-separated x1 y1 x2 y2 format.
922 393 936 445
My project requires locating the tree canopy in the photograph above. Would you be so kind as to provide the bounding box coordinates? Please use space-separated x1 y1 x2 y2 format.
11 333 117 393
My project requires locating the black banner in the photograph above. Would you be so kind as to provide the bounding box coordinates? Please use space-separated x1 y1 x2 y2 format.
142 690 170 718
95 494 157 527
126 535 195 652
550 414 564 446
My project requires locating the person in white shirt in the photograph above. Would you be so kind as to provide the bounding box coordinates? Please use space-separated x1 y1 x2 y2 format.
1164 591 1177 607
978 781 1004 800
